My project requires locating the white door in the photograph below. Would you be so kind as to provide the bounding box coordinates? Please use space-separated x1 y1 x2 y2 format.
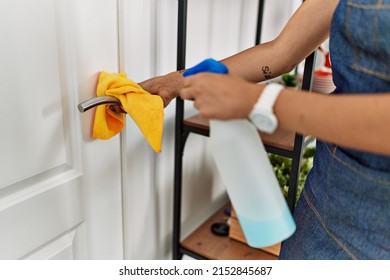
0 0 125 259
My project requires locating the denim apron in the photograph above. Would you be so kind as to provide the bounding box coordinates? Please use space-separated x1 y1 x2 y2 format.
280 0 390 259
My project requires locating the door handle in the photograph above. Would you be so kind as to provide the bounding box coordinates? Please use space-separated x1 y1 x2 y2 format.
78 96 125 113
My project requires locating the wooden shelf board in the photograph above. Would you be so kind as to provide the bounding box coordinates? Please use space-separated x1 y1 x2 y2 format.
183 114 295 152
180 205 278 260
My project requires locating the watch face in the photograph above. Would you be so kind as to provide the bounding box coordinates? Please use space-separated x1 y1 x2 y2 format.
251 113 277 134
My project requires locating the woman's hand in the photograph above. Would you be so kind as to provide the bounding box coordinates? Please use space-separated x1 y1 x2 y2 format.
139 71 184 107
180 73 262 120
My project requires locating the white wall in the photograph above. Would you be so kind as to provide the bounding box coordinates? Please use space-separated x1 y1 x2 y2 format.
121 0 300 259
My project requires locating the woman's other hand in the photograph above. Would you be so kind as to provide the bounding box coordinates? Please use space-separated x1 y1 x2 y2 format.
180 73 262 120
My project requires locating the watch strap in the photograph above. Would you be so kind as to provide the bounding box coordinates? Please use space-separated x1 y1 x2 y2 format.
249 83 284 134
253 83 284 112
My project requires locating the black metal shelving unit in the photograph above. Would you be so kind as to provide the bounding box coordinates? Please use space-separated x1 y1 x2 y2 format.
172 0 315 260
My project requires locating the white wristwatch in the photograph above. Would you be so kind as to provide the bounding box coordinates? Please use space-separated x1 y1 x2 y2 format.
249 83 284 134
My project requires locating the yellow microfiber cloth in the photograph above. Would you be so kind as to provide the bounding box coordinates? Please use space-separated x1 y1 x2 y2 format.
93 71 164 153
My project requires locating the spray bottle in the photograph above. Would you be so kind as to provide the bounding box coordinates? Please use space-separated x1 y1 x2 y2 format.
183 59 296 247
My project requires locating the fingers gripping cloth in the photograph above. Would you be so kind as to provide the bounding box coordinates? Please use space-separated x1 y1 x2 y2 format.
93 71 164 153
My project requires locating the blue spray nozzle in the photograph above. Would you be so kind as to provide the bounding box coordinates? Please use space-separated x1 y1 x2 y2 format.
183 58 228 76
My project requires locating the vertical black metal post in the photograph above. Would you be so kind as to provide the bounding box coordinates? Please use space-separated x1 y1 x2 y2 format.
286 0 315 211
255 0 265 45
286 51 316 212
172 0 188 260
287 135 304 211
300 51 316 92
177 0 187 71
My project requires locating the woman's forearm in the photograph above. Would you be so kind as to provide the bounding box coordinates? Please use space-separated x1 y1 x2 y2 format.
179 70 390 156
221 0 338 83
140 0 339 107
275 89 390 156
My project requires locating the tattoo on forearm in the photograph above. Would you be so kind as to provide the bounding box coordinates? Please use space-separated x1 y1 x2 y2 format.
262 66 272 80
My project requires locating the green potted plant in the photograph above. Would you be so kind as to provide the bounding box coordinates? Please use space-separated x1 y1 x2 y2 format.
281 73 298 87
269 147 315 203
